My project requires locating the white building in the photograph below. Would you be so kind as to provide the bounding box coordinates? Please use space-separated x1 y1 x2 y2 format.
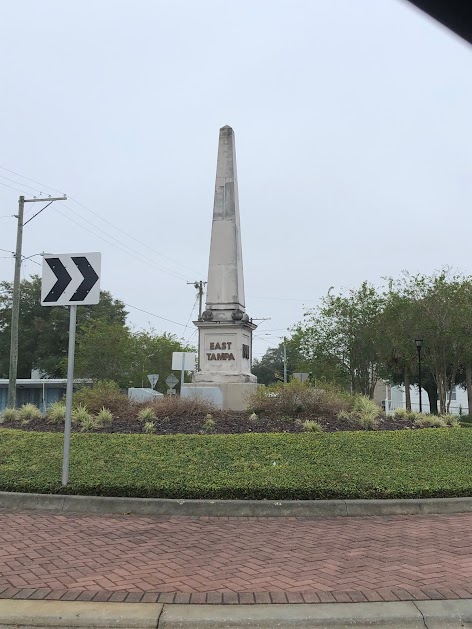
376 381 469 415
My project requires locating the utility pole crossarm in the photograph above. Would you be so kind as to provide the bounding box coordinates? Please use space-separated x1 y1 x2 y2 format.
24 195 67 203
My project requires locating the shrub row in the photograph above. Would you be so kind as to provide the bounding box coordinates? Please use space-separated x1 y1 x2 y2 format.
0 427 471 500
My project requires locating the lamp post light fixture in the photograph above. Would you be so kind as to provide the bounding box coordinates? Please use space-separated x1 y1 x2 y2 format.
415 339 423 412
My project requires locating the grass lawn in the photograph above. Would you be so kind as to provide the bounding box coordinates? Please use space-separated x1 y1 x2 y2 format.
0 427 471 500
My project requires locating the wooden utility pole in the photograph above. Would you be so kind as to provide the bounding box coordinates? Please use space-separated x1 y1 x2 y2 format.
7 195 67 408
187 280 207 320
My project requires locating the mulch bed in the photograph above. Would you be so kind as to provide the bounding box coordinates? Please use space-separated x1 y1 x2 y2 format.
0 412 416 435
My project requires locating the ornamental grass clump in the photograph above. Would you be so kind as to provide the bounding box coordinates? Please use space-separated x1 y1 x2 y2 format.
138 407 156 423
18 403 42 424
302 420 323 432
143 420 155 434
203 414 216 433
440 414 460 427
414 414 447 428
96 407 113 427
394 407 409 420
351 396 380 430
79 414 101 432
47 402 66 424
1 408 18 423
72 404 96 430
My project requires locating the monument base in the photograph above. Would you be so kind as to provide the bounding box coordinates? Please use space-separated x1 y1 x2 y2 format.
182 382 258 411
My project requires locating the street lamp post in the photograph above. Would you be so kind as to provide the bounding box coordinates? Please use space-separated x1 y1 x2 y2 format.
415 339 423 412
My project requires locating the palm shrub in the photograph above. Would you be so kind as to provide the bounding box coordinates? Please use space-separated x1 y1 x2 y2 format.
18 403 42 424
143 420 155 434
47 402 66 424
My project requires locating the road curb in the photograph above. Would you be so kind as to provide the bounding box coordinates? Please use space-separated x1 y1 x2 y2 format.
0 600 162 627
1 600 472 628
1 490 472 517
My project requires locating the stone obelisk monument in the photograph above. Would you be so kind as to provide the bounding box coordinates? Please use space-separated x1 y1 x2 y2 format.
187 126 257 410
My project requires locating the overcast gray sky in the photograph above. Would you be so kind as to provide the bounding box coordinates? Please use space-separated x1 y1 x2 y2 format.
0 0 471 363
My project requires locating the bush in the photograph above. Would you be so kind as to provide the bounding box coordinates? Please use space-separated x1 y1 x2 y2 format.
143 421 155 434
138 407 156 422
2 428 472 500
18 403 42 424
337 409 351 421
1 408 18 423
96 407 113 427
73 380 132 415
47 402 66 424
302 420 323 432
248 380 349 417
149 396 216 420
249 412 258 421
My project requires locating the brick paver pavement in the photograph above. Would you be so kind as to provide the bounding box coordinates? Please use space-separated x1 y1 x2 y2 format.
1 510 472 604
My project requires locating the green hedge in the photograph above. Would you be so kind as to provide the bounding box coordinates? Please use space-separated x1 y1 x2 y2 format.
0 428 471 500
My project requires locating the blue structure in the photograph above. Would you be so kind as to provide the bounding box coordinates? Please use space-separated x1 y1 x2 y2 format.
0 378 88 414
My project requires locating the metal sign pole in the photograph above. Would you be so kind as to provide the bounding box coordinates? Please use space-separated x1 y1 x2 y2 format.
62 305 77 486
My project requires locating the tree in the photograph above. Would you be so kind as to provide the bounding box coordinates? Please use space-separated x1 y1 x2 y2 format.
382 270 472 414
252 336 306 386
0 275 127 378
128 330 196 393
298 282 385 397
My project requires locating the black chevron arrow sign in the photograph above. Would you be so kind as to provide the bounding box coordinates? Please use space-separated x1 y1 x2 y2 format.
41 252 101 306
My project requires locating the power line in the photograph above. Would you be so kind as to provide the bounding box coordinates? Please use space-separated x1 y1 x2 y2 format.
62 202 188 281
0 174 42 195
123 302 188 328
0 165 203 277
0 165 63 195
0 180 27 195
0 248 13 254
69 196 204 277
54 207 188 281
182 294 199 339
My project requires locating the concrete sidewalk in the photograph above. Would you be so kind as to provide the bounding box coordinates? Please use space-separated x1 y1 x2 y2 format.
1 599 472 628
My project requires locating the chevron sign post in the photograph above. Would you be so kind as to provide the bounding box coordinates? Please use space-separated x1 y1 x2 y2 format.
41 253 101 486
41 253 101 306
